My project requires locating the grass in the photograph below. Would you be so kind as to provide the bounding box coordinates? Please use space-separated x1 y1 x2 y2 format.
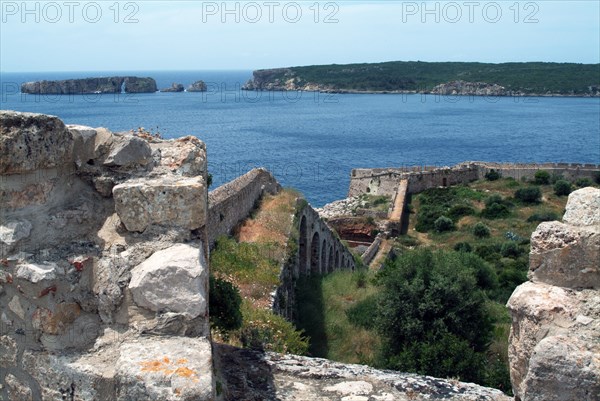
295 270 381 365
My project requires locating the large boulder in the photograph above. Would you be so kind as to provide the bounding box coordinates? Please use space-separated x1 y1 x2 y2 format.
129 244 207 320
187 81 207 92
507 187 600 401
0 110 73 174
113 176 207 232
103 134 152 168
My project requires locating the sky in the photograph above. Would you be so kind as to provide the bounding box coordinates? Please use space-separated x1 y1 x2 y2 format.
1 0 599 72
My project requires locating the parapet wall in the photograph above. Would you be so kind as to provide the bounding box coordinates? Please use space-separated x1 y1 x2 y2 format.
349 161 600 197
207 168 281 248
0 111 213 401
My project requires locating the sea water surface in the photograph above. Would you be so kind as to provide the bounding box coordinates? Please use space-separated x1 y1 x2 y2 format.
1 70 599 206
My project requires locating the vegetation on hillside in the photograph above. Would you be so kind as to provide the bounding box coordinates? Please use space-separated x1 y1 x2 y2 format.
255 61 600 94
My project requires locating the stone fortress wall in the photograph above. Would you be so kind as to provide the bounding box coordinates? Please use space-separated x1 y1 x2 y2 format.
348 161 600 198
0 111 213 401
207 168 281 248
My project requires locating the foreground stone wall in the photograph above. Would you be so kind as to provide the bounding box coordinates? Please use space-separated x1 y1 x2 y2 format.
507 187 600 401
348 161 600 198
0 111 213 401
207 168 280 248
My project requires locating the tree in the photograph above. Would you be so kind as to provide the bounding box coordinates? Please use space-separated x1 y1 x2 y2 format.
515 187 542 204
553 180 572 196
534 170 550 185
473 222 491 238
434 216 454 232
375 249 493 383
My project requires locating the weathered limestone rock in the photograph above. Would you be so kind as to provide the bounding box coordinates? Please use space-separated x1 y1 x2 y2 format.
129 244 207 319
529 221 599 289
507 187 600 401
15 262 58 283
0 110 73 174
113 176 207 232
562 186 600 226
160 83 185 92
0 335 18 367
157 136 207 177
117 337 213 401
0 219 32 255
103 134 152 168
5 374 33 401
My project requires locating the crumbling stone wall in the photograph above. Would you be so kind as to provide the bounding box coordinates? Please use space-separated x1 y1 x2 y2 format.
507 187 600 401
207 168 280 248
348 161 600 198
0 111 213 401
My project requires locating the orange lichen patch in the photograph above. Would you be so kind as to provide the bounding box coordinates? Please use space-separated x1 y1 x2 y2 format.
139 358 199 380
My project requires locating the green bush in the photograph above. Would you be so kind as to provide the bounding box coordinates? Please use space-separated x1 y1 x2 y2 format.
554 180 572 196
375 249 493 383
500 242 521 258
481 202 511 219
549 173 564 184
472 222 491 238
454 242 473 253
527 211 559 222
346 296 378 329
239 303 309 354
534 170 550 185
594 172 600 185
575 177 592 187
447 204 475 219
485 169 501 181
514 187 542 204
434 216 455 232
209 276 243 331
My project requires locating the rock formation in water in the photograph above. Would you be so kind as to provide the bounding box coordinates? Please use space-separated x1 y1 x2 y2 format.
160 83 185 93
430 80 509 96
187 80 207 92
20 77 157 94
507 187 600 401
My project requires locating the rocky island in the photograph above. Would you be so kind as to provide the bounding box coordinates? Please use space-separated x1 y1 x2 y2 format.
242 61 600 96
160 83 185 92
20 76 157 94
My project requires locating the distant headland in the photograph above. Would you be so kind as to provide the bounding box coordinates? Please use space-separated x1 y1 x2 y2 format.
242 61 600 96
20 76 158 94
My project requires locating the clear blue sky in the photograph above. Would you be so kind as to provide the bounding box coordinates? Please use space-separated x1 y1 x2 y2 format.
1 0 598 72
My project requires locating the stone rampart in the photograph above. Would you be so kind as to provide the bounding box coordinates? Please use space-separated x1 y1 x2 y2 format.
207 168 281 248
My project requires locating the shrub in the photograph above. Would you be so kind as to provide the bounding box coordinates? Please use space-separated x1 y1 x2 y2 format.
500 242 521 258
434 216 455 232
549 173 564 184
527 211 559 222
514 187 542 204
534 170 550 185
454 242 473 253
473 222 491 238
575 177 592 187
481 202 511 219
594 172 600 185
375 249 493 383
239 302 309 354
485 169 501 181
209 276 243 331
447 204 475 219
553 180 572 196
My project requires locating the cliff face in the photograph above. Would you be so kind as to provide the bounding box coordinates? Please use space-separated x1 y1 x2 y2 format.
20 77 157 94
507 187 600 401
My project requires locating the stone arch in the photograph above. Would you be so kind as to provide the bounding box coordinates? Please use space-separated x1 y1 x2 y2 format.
328 245 334 273
299 215 308 275
335 250 340 269
310 232 320 275
321 239 327 275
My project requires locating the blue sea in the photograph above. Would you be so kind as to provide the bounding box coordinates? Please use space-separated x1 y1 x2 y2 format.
1 70 599 207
